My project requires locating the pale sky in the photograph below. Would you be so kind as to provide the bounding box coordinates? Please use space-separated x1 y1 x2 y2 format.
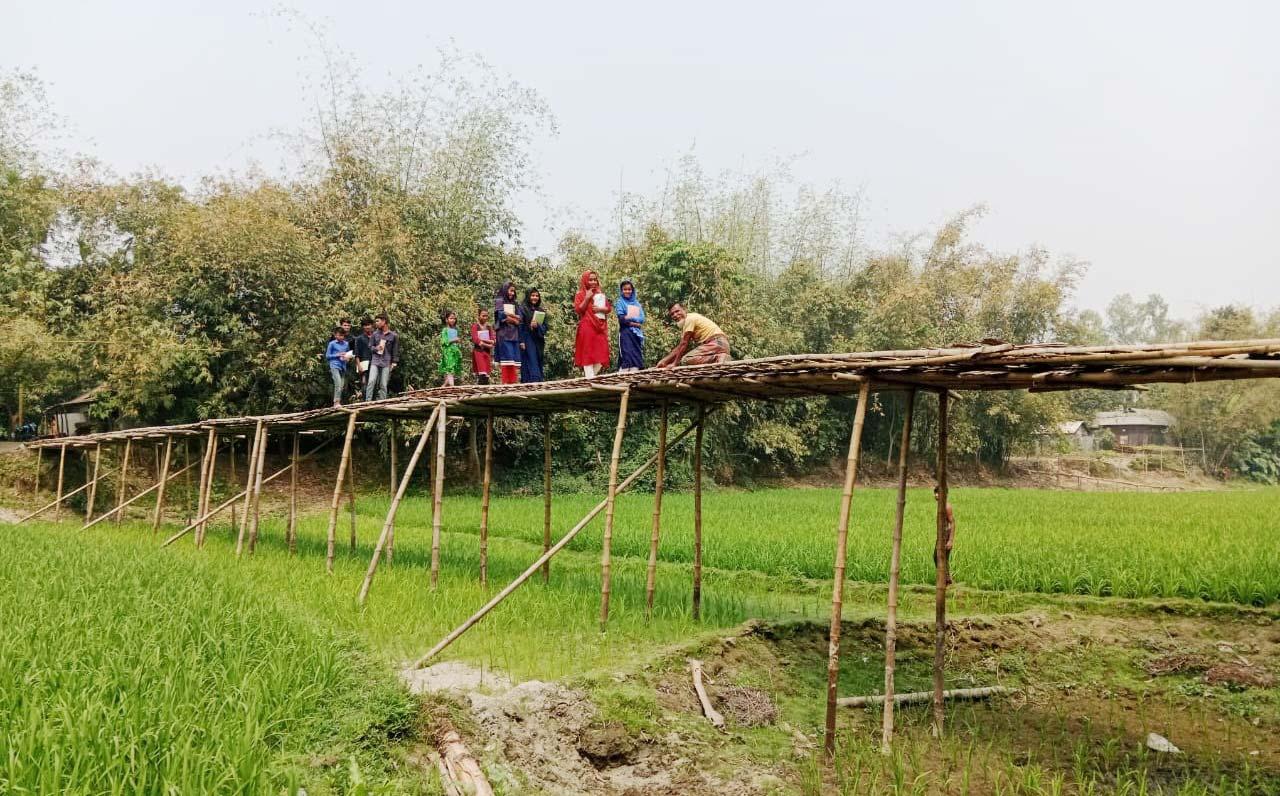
6 1 1277 318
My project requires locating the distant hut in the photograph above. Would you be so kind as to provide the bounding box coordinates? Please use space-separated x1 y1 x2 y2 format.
47 387 103 437
1089 408 1174 448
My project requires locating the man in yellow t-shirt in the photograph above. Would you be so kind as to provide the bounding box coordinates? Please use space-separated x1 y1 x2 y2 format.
657 303 731 368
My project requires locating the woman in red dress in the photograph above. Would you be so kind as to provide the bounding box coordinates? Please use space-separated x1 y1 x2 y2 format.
573 270 611 378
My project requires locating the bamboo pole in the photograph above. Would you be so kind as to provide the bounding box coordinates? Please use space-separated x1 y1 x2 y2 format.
598 388 631 633
411 412 706 667
479 411 494 587
388 421 398 563
390 419 398 493
347 437 358 553
19 473 106 523
842 686 1010 709
881 389 916 753
235 421 264 557
114 439 131 524
824 381 871 759
692 406 705 621
932 390 951 738
83 456 202 530
645 402 669 621
151 436 175 533
430 402 447 587
196 428 217 547
287 432 299 555
357 407 441 604
54 444 67 521
87 444 102 520
183 441 193 524
327 411 360 573
542 413 552 583
33 446 42 498
248 424 269 553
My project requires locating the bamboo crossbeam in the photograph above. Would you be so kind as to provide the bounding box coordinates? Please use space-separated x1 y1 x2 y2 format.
411 412 708 668
882 390 916 753
83 455 202 530
824 381 871 759
841 686 1011 709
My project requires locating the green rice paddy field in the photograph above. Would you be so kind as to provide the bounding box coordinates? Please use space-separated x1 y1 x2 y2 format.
1 485 1277 794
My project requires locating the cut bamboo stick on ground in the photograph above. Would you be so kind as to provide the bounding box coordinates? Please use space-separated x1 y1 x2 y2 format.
840 686 1012 709
435 722 494 796
689 659 725 730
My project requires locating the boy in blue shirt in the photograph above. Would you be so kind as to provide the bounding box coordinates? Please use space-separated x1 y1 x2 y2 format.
326 326 354 407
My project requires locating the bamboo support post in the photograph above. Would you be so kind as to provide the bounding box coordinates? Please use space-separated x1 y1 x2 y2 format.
598 388 631 633
33 446 42 498
183 441 193 524
412 413 708 667
326 411 360 573
357 405 441 604
115 439 131 524
287 432 299 555
235 421 265 557
692 406 705 621
86 444 102 520
881 389 916 753
644 401 669 621
430 402 447 587
842 686 1010 709
54 444 67 521
248 425 269 553
542 413 552 583
83 456 202 530
390 419 398 493
824 381 871 759
229 437 237 530
932 391 951 738
479 411 494 587
196 428 217 546
151 436 175 533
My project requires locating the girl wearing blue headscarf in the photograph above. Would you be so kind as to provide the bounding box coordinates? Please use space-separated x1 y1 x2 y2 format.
614 279 645 372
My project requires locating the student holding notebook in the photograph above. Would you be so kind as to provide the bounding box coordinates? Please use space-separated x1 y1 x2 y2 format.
470 307 495 384
572 270 610 378
614 279 645 372
493 280 523 384
519 287 548 383
439 310 462 386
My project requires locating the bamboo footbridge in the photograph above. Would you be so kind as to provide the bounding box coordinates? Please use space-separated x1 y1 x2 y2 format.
21 338 1280 756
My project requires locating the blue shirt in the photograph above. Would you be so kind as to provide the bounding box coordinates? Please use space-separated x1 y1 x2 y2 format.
326 339 351 370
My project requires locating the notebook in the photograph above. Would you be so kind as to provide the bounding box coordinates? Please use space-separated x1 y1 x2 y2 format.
446 327 458 342
592 293 606 310
503 303 516 318
478 328 491 342
625 305 640 319
532 310 546 325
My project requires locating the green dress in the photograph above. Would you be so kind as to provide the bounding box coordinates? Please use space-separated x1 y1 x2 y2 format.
439 327 462 376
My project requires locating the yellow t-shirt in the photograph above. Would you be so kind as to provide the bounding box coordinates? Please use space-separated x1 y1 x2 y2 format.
680 312 725 344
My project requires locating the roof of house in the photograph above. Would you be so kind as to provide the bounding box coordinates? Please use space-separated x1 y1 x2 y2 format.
1057 420 1086 435
50 386 105 410
1090 409 1175 429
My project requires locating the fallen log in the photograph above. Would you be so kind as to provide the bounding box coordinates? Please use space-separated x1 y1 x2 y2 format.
839 685 1012 709
689 659 725 730
435 721 493 796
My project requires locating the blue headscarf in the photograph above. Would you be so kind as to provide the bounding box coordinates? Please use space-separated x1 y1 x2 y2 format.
615 279 645 340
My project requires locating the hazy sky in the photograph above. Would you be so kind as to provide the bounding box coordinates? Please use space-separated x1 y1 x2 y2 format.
7 1 1277 317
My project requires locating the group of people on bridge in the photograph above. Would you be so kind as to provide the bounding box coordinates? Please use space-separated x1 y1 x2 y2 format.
323 269 731 407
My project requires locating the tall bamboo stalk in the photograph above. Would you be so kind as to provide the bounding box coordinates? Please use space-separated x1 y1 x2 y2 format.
86 444 102 520
358 411 439 604
824 381 871 759
235 421 264 557
54 444 67 521
33 446 42 498
692 406 705 621
430 402 447 587
347 438 358 553
598 388 631 633
644 401 669 621
196 428 217 547
287 432 299 555
151 436 175 533
327 411 360 573
542 413 552 583
115 439 131 524
932 390 951 738
479 411 494 587
881 389 916 753
248 425 269 553
388 421 398 563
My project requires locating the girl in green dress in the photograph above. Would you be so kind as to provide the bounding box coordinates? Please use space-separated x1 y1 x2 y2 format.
439 310 463 386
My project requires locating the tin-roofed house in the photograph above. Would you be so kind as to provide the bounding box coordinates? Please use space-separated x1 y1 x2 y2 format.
1089 408 1175 448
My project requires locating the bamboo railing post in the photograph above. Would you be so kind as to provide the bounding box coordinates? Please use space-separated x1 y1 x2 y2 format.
248 425 269 553
235 421 264 557
327 411 360 573
645 401 669 621
86 444 102 520
881 389 916 754
358 409 440 604
932 391 951 738
542 413 552 583
196 428 217 547
692 406 705 621
430 402 447 587
287 432 299 555
54 444 67 521
479 411 494 587
151 436 175 534
411 411 708 667
347 438 358 553
599 388 632 633
114 439 131 524
824 381 871 759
